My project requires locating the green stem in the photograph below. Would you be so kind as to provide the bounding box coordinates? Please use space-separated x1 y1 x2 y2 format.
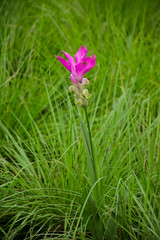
84 106 96 175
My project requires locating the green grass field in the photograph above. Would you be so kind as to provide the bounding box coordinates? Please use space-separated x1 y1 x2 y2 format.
0 0 160 239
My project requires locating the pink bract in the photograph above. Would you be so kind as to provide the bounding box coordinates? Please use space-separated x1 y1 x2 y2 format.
55 46 96 84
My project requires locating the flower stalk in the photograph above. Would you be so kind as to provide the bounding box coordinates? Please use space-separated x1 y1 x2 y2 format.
84 106 96 177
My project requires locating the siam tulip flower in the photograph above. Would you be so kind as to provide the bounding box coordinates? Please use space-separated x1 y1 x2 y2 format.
55 47 104 239
55 45 96 85
55 45 96 106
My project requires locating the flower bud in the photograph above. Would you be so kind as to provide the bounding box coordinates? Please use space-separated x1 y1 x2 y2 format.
69 78 90 107
69 85 88 106
82 78 89 85
82 89 91 99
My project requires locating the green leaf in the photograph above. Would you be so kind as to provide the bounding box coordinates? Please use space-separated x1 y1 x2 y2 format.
83 193 105 240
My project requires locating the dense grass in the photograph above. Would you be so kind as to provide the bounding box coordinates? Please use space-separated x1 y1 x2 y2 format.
0 0 160 239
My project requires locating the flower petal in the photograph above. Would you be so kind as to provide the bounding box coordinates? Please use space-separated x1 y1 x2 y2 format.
83 54 96 74
69 75 77 84
55 55 71 72
69 74 83 84
75 45 88 64
75 61 88 76
75 54 96 76
62 51 76 75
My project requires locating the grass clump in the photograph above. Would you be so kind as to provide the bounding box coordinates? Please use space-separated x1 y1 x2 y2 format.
0 0 160 239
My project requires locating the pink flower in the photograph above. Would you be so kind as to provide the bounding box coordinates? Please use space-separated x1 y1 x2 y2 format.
55 46 96 84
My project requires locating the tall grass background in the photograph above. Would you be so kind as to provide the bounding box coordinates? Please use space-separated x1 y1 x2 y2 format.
0 0 160 239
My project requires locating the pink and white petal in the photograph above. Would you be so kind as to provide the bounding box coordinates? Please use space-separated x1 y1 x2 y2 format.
69 74 83 84
75 45 88 64
69 75 77 85
55 55 71 72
